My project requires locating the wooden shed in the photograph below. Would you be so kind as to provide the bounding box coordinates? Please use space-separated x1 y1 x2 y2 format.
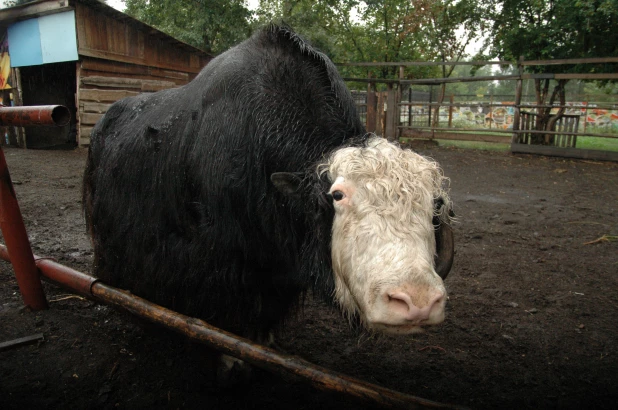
0 0 212 148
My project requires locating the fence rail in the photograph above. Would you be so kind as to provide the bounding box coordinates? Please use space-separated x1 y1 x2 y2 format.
344 57 618 161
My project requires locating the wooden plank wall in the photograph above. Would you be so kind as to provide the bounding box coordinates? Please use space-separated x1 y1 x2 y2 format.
74 2 212 146
74 3 209 75
78 57 195 146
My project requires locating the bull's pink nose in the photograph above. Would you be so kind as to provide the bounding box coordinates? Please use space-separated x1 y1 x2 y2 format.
387 291 445 323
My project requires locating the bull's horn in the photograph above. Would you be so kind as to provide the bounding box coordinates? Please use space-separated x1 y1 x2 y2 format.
433 201 454 280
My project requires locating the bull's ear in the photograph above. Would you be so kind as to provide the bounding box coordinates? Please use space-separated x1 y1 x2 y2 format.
271 172 303 196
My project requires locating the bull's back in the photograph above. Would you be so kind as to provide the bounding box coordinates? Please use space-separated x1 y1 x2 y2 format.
82 25 365 334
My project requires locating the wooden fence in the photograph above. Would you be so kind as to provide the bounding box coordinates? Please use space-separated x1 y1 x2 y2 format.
341 57 618 161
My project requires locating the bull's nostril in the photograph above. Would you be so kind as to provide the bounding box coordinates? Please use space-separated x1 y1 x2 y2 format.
387 293 412 316
386 291 424 320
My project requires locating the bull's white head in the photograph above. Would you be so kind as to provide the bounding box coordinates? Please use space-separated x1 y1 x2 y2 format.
320 138 452 334
271 137 453 335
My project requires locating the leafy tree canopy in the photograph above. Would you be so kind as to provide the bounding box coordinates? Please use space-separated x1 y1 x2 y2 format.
123 0 252 55
118 0 484 80
481 0 618 73
253 0 484 80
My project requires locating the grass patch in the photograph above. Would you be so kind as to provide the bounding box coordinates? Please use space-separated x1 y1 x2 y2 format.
401 133 618 152
577 136 618 152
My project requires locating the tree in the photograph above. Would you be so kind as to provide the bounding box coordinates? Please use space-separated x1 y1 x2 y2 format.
421 0 484 125
481 0 618 144
123 0 252 55
253 1 483 83
252 0 348 58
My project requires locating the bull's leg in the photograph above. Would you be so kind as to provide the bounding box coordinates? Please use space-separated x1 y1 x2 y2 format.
216 354 253 387
214 330 276 387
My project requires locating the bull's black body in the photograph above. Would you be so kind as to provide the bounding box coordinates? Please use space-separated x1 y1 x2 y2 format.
83 25 366 338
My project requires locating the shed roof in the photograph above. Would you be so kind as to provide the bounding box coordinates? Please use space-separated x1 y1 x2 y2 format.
0 0 212 59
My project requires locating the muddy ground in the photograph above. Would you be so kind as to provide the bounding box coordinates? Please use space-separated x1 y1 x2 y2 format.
1 145 617 409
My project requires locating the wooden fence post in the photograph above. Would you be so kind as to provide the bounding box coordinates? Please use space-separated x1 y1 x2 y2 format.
366 72 377 133
385 84 398 141
448 94 454 128
511 56 524 145
10 67 26 148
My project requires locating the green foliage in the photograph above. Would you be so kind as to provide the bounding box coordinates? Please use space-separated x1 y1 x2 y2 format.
116 0 486 81
251 0 347 58
481 0 618 74
252 0 483 81
123 0 252 54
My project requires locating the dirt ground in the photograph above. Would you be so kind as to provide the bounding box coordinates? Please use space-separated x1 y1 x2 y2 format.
1 144 617 410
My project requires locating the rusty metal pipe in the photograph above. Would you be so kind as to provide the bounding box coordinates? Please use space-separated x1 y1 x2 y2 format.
0 148 48 310
0 242 464 409
0 245 97 297
0 105 71 127
0 245 97 296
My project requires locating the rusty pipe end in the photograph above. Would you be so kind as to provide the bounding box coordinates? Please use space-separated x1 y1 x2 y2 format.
51 105 71 127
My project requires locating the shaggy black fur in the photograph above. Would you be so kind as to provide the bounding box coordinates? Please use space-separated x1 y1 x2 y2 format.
83 25 366 339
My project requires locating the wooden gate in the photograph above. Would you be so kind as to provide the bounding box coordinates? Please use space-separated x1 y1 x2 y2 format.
517 111 581 147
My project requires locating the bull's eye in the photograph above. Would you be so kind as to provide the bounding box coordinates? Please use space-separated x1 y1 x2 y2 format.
332 190 345 201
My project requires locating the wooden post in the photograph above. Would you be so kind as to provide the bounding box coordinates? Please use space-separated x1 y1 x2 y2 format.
75 61 82 147
385 84 397 141
431 84 444 132
511 56 524 145
583 102 588 134
448 94 454 128
375 92 381 136
427 85 433 128
397 67 404 140
10 67 26 148
407 88 412 127
488 92 493 129
366 72 377 133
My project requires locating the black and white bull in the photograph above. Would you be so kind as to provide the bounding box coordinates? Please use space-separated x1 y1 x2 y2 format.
83 25 454 344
